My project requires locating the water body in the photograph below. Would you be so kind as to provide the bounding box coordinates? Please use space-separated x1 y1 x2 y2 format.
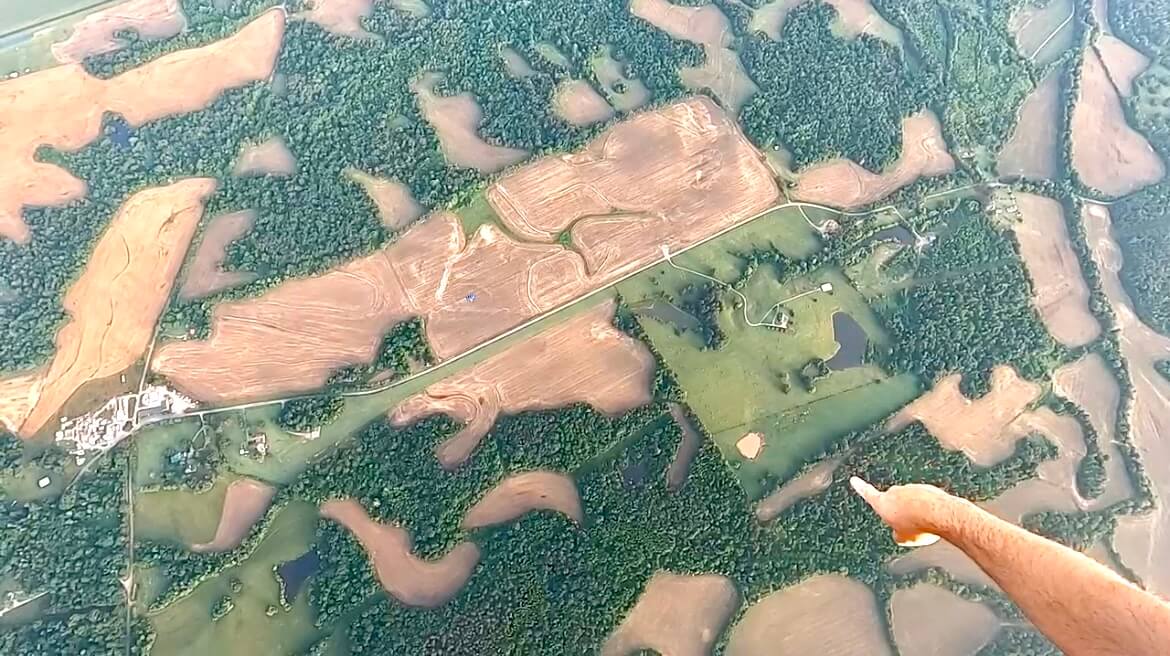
825 312 867 371
276 549 320 604
633 299 702 333
860 225 913 248
108 121 132 148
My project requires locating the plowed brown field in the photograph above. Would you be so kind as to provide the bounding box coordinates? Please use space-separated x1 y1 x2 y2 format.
0 8 284 244
890 584 1000 656
295 0 379 40
321 499 479 607
998 70 1062 179
461 470 583 529
602 572 740 656
755 458 838 522
52 0 188 63
179 210 258 300
413 72 527 173
232 137 296 177
345 167 423 229
391 300 654 468
553 80 615 126
1097 35 1149 97
191 477 275 553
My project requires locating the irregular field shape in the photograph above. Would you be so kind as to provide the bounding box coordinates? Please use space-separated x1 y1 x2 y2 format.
887 542 995 588
725 575 892 656
666 403 702 490
1071 48 1165 197
320 499 479 607
391 300 655 468
191 477 276 553
499 46 535 77
747 0 902 46
51 0 188 63
735 432 764 459
178 209 258 300
998 70 1062 179
890 584 1000 656
1096 34 1150 97
678 46 759 115
413 72 528 173
1009 192 1100 347
0 8 285 244
602 572 740 656
553 80 615 126
1052 353 1133 502
345 167 423 229
1009 0 1075 64
792 111 954 209
886 366 1041 467
294 0 379 40
591 46 650 111
755 458 838 522
461 470 583 529
0 179 216 438
232 136 297 177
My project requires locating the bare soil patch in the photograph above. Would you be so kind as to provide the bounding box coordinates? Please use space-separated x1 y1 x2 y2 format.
725 575 892 656
1009 0 1075 64
1071 47 1164 197
1008 192 1100 347
553 80 615 126
890 584 1000 656
294 0 379 40
191 477 275 553
0 179 215 439
591 46 650 112
602 572 740 656
1097 35 1150 97
886 366 1041 467
792 111 954 209
412 72 528 173
0 8 284 244
998 70 1062 179
666 403 702 490
888 542 995 588
345 167 423 229
461 470 582 529
1052 353 1133 502
499 46 535 78
52 0 188 63
0 373 41 436
391 300 654 468
679 47 759 115
178 209 258 300
735 432 764 460
755 458 838 522
321 499 479 607
746 0 901 46
232 136 296 177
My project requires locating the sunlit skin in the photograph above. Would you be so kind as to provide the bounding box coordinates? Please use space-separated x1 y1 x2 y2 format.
852 477 1170 656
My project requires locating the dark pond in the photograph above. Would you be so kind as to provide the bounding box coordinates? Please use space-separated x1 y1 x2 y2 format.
277 549 320 604
860 225 913 247
633 299 701 333
109 121 133 149
825 312 867 371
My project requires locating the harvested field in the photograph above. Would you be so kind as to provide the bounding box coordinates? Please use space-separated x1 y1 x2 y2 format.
1097 35 1150 97
178 209 258 300
294 0 379 40
1009 0 1075 65
232 137 296 177
0 179 215 439
886 366 1041 467
535 42 572 69
1052 353 1133 502
461 470 582 529
0 373 41 436
792 111 954 209
890 584 1000 656
746 0 902 46
591 46 650 112
320 499 479 607
553 80 615 126
755 458 838 522
51 0 188 63
666 403 702 490
391 300 654 468
888 542 995 588
0 8 285 244
1071 48 1165 197
191 478 275 553
998 70 1062 179
345 167 423 229
1008 192 1100 347
679 47 759 115
500 46 535 77
725 575 891 656
412 72 528 173
735 432 764 460
602 572 740 656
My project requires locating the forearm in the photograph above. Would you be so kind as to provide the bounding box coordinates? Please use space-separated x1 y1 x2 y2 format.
935 499 1170 656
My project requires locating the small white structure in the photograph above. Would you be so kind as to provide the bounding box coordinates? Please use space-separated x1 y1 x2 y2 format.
819 282 834 293
36 476 51 489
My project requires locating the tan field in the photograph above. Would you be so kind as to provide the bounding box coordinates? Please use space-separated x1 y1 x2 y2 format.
391 300 655 468
1052 354 1134 501
1082 203 1170 596
755 458 838 522
679 47 760 115
746 0 902 46
591 46 650 112
51 0 188 63
155 99 774 404
1071 48 1165 197
499 46 535 78
666 403 702 490
886 366 1041 467
1097 35 1150 97
191 477 275 553
890 584 1000 656
792 111 954 209
1009 0 1074 63
0 373 41 436
602 572 739 656
178 210 258 300
232 137 297 177
461 470 583 529
0 179 216 438
1008 192 1100 347
888 542 995 588
294 0 379 40
344 167 423 229
0 8 284 244
320 499 480 607
553 80 615 127
725 575 891 656
735 432 764 460
412 72 528 173
998 71 1062 179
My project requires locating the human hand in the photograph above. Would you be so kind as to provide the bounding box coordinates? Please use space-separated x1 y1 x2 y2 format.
849 476 965 547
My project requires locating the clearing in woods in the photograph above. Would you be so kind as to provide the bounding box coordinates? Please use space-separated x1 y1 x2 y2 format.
178 210 259 300
461 470 583 530
890 584 1001 656
754 458 839 522
320 498 480 607
344 167 424 229
0 179 216 438
191 477 277 553
1008 0 1076 65
1052 353 1132 500
50 0 188 63
294 0 382 40
232 136 297 177
997 70 1062 179
552 80 615 126
411 71 528 173
391 300 655 469
601 572 740 656
590 45 650 111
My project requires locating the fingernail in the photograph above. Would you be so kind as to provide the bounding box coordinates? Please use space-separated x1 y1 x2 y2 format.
850 476 876 499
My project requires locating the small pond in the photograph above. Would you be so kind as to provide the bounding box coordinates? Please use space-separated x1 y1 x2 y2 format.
825 312 867 371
